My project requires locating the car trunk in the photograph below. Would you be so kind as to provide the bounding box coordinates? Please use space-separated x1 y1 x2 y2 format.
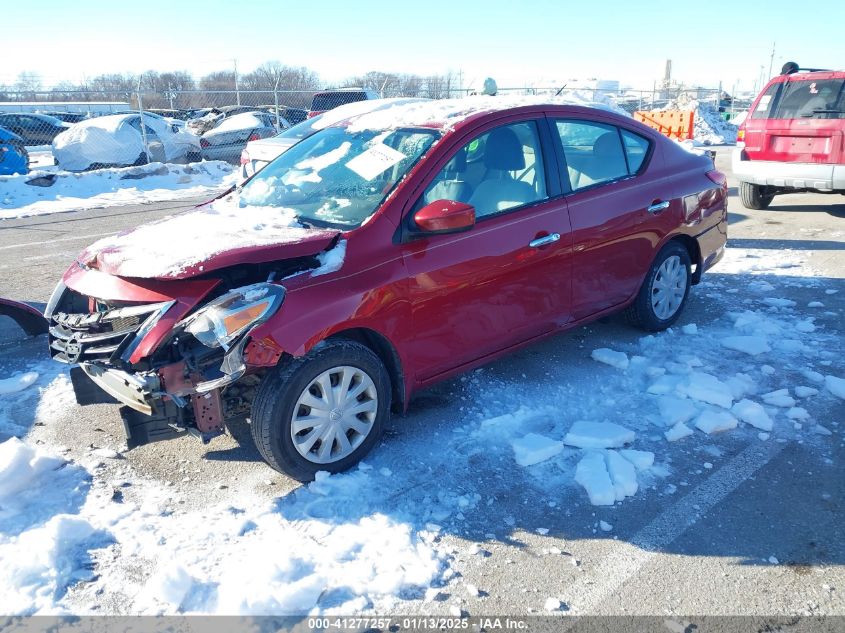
744 75 845 167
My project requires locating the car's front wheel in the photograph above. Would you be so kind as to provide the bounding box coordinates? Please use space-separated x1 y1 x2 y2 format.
625 241 692 332
251 340 391 481
740 181 774 210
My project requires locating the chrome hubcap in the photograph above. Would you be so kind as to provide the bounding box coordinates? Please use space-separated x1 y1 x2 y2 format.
651 255 687 320
290 365 378 464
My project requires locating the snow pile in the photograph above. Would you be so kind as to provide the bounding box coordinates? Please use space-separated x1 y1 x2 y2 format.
0 438 102 615
659 96 738 145
0 162 237 220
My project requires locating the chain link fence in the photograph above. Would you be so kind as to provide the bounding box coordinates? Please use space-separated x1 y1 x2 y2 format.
0 86 747 175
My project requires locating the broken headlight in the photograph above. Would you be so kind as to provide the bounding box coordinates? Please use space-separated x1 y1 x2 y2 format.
183 283 285 350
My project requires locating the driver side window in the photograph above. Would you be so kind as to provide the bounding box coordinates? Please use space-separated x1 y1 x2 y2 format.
420 121 548 219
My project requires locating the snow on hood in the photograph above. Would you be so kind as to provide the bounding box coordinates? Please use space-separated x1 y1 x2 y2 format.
343 93 629 132
81 195 340 279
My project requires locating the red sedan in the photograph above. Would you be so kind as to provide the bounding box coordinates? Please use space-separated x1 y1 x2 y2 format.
46 97 727 480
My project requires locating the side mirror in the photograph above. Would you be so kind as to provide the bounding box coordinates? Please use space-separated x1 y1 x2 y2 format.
412 200 475 235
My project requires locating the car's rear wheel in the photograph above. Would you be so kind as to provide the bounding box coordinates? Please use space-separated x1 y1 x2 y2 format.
740 181 774 210
250 340 390 481
625 241 691 332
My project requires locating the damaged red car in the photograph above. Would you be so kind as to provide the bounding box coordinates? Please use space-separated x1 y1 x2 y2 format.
46 97 727 481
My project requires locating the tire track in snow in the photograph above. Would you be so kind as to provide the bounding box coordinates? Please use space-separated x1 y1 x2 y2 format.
566 438 787 615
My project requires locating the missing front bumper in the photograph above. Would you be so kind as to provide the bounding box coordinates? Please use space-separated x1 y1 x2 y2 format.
79 362 158 415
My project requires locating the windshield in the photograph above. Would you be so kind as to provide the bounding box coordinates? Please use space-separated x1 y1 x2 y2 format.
239 125 439 228
274 115 323 141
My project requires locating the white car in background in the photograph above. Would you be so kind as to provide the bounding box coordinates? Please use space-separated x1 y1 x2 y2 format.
53 113 201 171
239 97 430 179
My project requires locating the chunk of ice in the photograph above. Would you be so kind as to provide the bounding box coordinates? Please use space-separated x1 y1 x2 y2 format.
762 389 796 408
511 433 564 467
599 520 613 532
657 395 699 426
720 336 771 356
665 422 694 442
618 449 655 471
792 386 817 399
591 348 629 370
677 372 734 409
574 452 615 506
695 410 738 434
606 450 638 500
0 371 39 396
786 407 809 421
681 323 698 334
563 421 635 449
731 399 773 431
825 375 845 400
762 298 796 308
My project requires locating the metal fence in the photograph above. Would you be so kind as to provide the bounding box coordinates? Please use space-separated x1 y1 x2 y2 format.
0 86 745 175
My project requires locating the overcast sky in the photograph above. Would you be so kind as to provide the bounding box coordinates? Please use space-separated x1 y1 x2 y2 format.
5 0 844 93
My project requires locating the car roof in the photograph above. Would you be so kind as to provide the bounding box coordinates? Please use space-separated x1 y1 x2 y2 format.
321 95 629 133
769 69 845 83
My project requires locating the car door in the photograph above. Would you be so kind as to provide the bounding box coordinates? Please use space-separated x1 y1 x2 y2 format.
401 118 572 382
550 118 663 320
20 115 49 144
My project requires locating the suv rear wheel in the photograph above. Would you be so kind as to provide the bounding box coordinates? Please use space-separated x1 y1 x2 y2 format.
251 340 391 481
740 181 775 210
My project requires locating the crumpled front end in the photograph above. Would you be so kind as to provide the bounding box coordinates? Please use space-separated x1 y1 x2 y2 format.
46 264 286 448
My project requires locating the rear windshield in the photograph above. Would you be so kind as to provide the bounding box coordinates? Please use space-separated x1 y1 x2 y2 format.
752 78 845 120
311 92 367 112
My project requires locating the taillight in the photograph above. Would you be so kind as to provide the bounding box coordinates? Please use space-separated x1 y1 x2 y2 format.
240 149 250 165
306 111 320 119
706 169 727 188
199 137 210 149
736 127 745 146
247 132 260 142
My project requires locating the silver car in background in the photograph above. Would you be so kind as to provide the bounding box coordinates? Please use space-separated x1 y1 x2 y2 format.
199 111 283 164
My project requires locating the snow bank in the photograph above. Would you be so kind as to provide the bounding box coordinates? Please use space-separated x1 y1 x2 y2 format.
659 96 738 145
0 162 236 220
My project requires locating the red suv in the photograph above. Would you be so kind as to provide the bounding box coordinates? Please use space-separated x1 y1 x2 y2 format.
734 62 845 209
47 98 727 480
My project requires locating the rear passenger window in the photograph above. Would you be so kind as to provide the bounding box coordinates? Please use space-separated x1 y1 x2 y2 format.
621 130 650 174
554 121 628 191
750 82 783 120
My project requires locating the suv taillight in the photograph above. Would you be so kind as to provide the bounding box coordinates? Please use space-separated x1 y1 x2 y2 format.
706 169 727 188
736 127 745 146
247 132 260 142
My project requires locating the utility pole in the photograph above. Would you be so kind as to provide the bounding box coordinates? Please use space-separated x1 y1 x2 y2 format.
768 42 776 80
233 58 240 106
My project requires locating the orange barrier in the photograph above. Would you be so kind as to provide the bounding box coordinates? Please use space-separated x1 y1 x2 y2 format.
633 110 695 141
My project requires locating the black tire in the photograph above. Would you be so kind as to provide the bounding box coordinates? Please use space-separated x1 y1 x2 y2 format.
186 151 201 163
740 181 774 210
624 241 692 332
250 340 391 481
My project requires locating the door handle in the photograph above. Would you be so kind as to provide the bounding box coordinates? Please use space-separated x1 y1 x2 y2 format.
529 233 561 248
647 200 671 214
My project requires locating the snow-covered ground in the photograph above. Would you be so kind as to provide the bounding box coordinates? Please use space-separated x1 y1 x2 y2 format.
1 243 843 615
0 161 237 220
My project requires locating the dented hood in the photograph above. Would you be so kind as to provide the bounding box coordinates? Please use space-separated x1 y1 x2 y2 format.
78 202 340 280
